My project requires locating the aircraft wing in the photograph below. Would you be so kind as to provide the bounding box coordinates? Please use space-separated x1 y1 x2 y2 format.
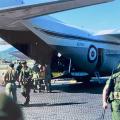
0 0 113 30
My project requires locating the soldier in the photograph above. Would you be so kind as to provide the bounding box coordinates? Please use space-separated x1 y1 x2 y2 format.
16 62 22 87
4 63 17 103
19 61 32 106
32 62 40 93
103 67 120 120
44 64 52 93
39 65 45 92
0 93 24 120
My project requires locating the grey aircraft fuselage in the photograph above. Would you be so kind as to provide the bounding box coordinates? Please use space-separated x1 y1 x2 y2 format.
0 0 115 78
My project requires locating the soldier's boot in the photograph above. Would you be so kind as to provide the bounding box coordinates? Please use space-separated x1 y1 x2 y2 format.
33 89 37 93
44 86 47 92
48 89 52 93
21 92 26 97
39 88 41 93
24 97 30 106
38 81 42 92
47 88 52 93
24 101 29 106
46 83 52 93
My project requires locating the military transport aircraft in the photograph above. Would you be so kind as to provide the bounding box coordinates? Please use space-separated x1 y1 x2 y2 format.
0 0 114 82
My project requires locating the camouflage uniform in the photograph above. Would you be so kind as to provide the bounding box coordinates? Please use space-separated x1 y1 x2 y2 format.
106 70 120 120
4 64 17 102
32 63 40 93
19 62 32 106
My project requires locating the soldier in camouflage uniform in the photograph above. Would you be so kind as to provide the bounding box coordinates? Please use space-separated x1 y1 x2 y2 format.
4 63 17 103
103 67 120 120
19 61 32 106
16 62 22 87
32 62 40 93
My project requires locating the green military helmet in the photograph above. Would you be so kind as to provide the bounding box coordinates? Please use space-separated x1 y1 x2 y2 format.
0 93 23 120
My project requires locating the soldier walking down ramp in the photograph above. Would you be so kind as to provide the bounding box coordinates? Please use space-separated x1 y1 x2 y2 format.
4 63 17 103
103 66 120 120
19 61 32 106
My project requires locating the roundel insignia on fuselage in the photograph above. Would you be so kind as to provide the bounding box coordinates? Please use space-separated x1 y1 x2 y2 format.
87 45 97 63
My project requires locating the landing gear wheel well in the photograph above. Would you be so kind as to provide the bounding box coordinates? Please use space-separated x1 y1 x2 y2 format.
75 75 91 83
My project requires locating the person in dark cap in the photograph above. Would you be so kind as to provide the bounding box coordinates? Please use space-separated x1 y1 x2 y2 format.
0 93 24 120
4 63 17 102
19 61 32 106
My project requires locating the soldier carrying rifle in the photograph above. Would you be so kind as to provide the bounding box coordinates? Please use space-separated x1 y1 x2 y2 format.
19 61 32 106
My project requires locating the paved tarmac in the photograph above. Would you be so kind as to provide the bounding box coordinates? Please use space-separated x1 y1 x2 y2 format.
0 80 112 120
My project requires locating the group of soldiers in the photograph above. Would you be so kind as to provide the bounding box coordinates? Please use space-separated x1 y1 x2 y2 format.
3 61 52 106
3 60 120 119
